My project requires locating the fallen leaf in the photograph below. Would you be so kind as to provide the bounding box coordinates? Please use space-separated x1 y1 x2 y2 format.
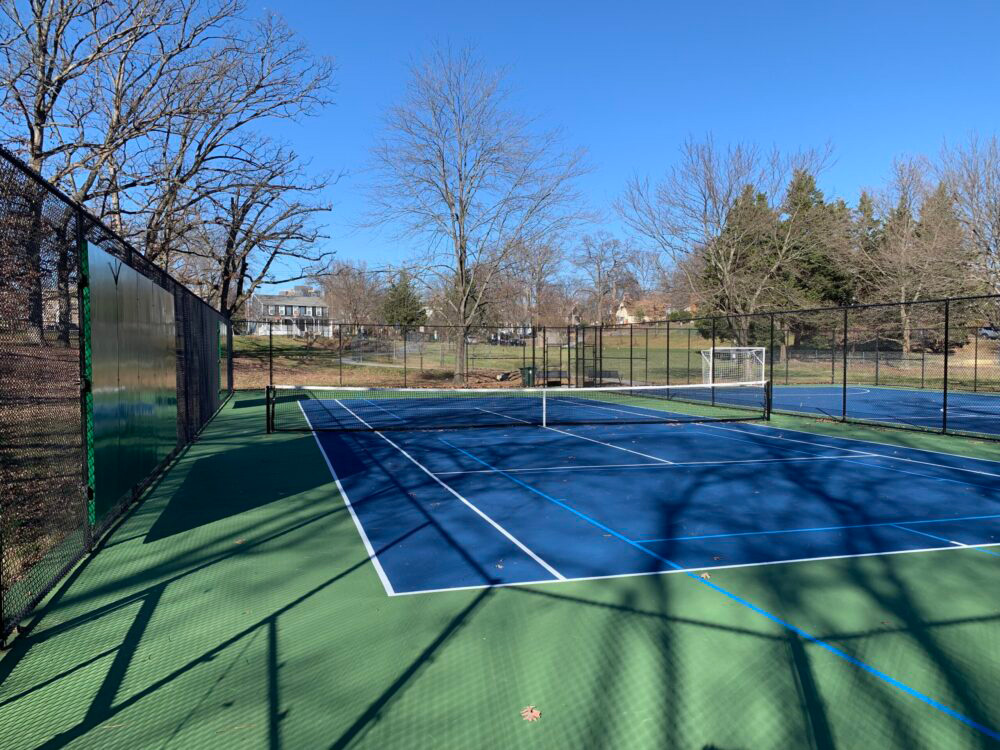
520 705 541 722
699 572 711 580
234 539 245 545
712 555 722 561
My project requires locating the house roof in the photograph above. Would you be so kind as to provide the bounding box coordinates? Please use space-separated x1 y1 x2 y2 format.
258 294 326 307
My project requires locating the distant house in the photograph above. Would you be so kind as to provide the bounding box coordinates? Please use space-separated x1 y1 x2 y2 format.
614 295 667 325
249 286 331 336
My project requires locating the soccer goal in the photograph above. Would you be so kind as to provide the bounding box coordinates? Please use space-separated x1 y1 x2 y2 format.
701 347 767 383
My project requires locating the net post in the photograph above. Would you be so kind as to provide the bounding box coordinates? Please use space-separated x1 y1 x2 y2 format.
765 380 773 421
841 307 849 421
942 299 950 433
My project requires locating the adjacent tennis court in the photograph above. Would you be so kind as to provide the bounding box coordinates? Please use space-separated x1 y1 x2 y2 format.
772 384 1000 436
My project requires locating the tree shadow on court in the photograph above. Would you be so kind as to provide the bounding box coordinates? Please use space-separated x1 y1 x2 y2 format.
630 426 1000 749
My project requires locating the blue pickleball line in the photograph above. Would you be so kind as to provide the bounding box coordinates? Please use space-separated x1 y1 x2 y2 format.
437 437 1000 744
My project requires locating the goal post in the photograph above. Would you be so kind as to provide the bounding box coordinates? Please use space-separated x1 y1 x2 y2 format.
701 347 767 383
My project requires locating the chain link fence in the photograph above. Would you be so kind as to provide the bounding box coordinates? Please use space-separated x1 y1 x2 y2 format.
0 147 233 645
238 293 1000 441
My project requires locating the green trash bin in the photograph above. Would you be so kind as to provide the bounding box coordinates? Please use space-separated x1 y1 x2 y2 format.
519 366 535 387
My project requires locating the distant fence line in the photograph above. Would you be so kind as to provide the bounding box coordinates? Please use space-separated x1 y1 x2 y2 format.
234 292 1000 439
0 147 234 645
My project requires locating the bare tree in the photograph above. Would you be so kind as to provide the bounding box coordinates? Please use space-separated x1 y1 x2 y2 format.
317 260 387 326
571 232 638 325
121 13 334 269
0 2 335 336
175 141 334 318
860 160 981 351
617 136 838 342
509 236 566 326
0 0 166 341
367 45 587 382
940 134 1000 295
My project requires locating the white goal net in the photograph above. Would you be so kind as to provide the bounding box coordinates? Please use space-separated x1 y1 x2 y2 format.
701 347 766 383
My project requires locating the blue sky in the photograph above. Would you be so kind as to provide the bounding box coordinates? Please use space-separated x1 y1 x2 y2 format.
257 0 1000 291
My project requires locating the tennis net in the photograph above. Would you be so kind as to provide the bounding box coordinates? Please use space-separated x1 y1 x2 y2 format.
266 381 771 432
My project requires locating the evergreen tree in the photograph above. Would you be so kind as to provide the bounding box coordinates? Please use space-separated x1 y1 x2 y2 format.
381 272 427 327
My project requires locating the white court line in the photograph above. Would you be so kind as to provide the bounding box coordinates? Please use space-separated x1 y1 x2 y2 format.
297 401 396 596
475 405 675 464
544 425 675 464
333 399 565 583
361 398 405 421
389 540 1000 596
703 422 1000 479
433 454 866 476
739 418 1000 465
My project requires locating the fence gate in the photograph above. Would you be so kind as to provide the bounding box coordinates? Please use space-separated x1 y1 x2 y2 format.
574 326 601 385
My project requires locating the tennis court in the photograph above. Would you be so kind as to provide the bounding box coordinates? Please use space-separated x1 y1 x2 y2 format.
772 384 1000 436
286 387 1000 596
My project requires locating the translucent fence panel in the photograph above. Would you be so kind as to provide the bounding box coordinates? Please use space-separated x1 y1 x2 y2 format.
0 147 232 644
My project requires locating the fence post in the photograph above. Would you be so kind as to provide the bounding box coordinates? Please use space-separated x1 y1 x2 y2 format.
666 320 671 386
842 307 849 421
531 326 536 377
268 321 274 387
921 334 926 389
629 324 634 386
769 314 775 388
542 328 548 386
76 211 96 549
784 327 789 385
567 325 573 386
645 327 649 385
875 332 880 386
338 324 343 386
830 327 836 385
942 300 950 433
402 327 407 387
686 328 692 384
974 328 979 392
710 317 717 406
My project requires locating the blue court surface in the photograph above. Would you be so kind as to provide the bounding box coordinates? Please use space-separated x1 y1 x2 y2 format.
772 384 1000 436
302 400 1000 596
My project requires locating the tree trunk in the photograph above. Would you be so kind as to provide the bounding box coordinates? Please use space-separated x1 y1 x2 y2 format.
900 307 912 354
25 194 46 345
55 234 72 347
454 327 467 384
